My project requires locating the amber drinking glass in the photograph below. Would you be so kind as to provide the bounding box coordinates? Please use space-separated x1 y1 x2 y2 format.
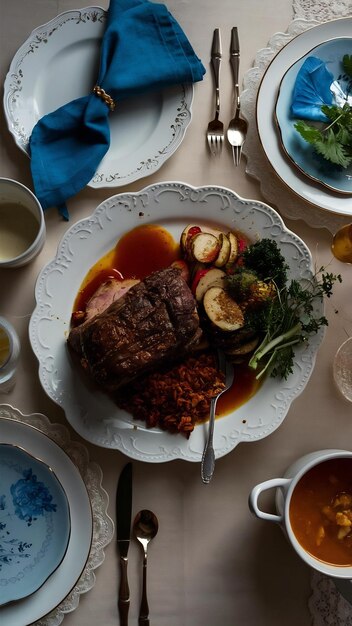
0 317 20 392
333 337 352 403
331 223 352 263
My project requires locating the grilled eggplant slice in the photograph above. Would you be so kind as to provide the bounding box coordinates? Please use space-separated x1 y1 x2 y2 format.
203 286 244 331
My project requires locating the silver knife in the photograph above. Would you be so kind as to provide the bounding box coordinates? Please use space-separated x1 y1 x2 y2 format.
116 462 133 626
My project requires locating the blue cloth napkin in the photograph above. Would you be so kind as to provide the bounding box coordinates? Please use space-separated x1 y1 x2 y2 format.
291 56 334 123
29 0 205 219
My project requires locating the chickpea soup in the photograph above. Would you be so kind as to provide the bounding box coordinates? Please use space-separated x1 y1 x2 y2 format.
290 458 352 566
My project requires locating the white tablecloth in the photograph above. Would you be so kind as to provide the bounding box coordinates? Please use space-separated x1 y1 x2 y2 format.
1 1 352 625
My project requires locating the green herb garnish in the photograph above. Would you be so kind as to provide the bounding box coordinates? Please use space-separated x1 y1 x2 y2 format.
225 240 342 380
240 238 289 288
247 269 342 380
294 55 352 168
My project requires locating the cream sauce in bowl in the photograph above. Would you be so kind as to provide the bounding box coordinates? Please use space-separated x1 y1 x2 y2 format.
0 178 45 268
0 202 39 261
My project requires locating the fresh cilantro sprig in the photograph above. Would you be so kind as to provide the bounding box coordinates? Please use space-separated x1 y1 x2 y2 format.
294 55 352 168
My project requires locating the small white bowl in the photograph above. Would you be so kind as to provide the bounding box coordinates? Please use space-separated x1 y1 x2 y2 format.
249 450 352 579
0 177 45 268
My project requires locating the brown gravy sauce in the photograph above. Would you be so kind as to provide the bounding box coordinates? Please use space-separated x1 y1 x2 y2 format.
73 223 261 417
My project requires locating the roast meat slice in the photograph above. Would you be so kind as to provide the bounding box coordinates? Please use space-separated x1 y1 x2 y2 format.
67 266 202 391
85 278 140 321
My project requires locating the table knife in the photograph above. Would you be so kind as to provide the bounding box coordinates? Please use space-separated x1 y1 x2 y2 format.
116 462 133 626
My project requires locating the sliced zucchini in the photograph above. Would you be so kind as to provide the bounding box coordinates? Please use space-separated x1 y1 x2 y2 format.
209 328 257 350
195 268 226 302
191 232 220 264
214 233 231 268
203 287 244 331
224 337 259 356
227 232 239 264
180 224 202 253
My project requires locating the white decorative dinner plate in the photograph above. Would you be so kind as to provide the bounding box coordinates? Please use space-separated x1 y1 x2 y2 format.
3 7 193 188
29 182 325 463
0 443 70 606
275 37 352 195
0 413 93 626
256 18 352 217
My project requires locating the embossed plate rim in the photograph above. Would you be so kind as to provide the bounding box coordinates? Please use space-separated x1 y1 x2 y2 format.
29 181 324 462
3 6 193 189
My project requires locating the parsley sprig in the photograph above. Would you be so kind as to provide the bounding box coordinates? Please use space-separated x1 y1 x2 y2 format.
294 55 352 168
247 268 342 380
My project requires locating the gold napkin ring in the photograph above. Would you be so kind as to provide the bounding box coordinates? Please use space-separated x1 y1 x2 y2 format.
93 86 116 111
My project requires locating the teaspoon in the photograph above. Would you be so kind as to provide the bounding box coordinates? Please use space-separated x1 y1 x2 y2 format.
133 509 159 626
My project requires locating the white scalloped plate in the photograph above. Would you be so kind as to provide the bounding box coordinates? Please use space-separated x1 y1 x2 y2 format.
29 182 325 463
256 17 352 217
0 443 71 606
0 405 114 626
275 37 352 195
3 7 193 188
0 411 92 626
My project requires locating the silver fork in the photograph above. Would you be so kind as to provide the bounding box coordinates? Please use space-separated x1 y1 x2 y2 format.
206 28 224 156
201 350 234 484
227 27 248 166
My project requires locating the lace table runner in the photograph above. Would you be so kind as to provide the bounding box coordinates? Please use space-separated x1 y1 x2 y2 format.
241 1 352 232
246 0 352 620
293 0 351 21
294 3 352 618
310 572 352 625
301 0 352 614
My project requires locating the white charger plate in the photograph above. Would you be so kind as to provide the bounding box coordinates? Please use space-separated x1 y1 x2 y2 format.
0 412 93 626
29 181 325 463
256 17 352 217
3 6 193 188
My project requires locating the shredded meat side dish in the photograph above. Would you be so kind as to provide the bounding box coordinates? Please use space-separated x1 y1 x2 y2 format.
115 352 226 437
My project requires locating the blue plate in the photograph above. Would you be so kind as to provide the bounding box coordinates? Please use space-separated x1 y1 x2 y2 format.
275 38 352 195
0 443 70 605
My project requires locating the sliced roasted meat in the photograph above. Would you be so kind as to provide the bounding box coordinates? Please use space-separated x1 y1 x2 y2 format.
67 267 202 391
85 278 140 321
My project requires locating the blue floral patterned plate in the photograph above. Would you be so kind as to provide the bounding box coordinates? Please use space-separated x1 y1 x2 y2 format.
275 37 352 195
0 443 70 605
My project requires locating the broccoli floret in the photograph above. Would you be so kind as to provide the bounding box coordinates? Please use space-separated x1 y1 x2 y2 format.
226 268 258 301
226 267 276 311
241 239 289 288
